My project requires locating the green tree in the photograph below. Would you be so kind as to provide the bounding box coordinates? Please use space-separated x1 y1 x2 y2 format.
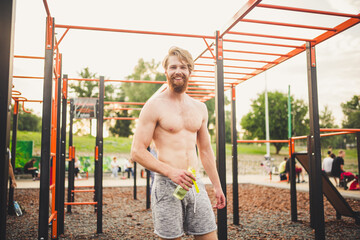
121 58 164 119
319 105 342 149
11 106 41 132
241 91 309 154
341 95 360 147
108 90 133 137
69 67 115 135
341 95 360 128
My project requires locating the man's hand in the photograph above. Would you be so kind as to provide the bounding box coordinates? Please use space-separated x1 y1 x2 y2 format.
213 187 226 209
11 180 17 188
168 168 195 191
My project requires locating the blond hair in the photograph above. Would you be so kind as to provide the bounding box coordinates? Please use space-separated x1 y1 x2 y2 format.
162 46 194 73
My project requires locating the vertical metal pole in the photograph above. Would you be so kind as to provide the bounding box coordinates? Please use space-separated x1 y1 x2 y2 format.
96 76 104 233
0 1 15 238
215 30 227 240
133 162 137 200
8 101 19 215
67 100 74 213
290 140 297 222
357 132 360 181
146 169 151 209
264 73 270 158
288 85 292 139
231 85 239 225
306 42 325 239
54 61 62 239
58 74 67 235
39 16 55 240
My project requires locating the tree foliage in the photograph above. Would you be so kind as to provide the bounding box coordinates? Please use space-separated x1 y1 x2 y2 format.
240 91 309 154
121 58 164 117
341 95 360 128
11 106 41 132
69 67 115 101
341 95 360 147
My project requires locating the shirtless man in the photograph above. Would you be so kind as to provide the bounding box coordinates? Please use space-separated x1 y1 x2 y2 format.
131 46 226 240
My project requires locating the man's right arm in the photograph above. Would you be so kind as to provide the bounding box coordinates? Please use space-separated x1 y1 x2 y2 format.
131 100 194 190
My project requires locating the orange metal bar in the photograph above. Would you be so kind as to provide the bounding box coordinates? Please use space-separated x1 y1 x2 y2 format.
187 87 215 91
104 101 145 105
11 90 21 96
71 190 95 193
257 3 360 19
188 94 212 97
21 102 31 113
74 185 94 188
54 28 70 50
186 90 214 94
200 56 274 64
64 202 97 205
202 38 215 60
14 55 45 60
223 49 288 57
46 17 54 50
48 211 57 224
95 146 98 161
50 184 55 190
105 107 142 111
241 18 336 31
223 38 304 49
13 75 44 80
227 31 315 42
234 13 360 87
55 24 215 39
320 128 360 132
195 63 265 71
13 101 19 114
220 0 262 37
42 0 51 17
194 69 256 76
103 117 138 120
232 84 236 101
237 140 290 143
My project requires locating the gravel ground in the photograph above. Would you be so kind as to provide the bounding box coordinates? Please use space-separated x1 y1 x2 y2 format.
6 184 360 239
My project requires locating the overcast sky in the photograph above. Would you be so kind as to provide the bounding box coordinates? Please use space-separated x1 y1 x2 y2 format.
12 0 360 128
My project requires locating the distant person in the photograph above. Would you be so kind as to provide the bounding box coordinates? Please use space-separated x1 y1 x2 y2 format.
111 157 120 178
74 157 82 179
24 158 39 181
279 157 287 181
331 150 355 189
322 151 333 176
124 158 134 178
285 158 306 183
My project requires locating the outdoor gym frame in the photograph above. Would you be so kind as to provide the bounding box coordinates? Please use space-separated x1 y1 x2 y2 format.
1 0 360 239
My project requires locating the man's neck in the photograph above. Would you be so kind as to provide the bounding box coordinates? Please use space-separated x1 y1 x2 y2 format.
166 88 187 101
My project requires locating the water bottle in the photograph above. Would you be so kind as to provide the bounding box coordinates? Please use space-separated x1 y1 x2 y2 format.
173 167 199 200
14 201 23 216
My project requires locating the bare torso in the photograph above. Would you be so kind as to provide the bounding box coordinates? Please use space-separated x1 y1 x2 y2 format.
151 92 204 171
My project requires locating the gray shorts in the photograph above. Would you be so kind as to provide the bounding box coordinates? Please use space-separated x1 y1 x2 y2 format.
151 174 217 239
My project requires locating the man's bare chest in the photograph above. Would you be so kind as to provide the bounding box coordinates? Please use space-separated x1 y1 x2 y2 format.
157 105 203 133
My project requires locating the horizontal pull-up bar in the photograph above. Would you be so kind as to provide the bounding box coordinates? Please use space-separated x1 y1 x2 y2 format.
14 55 45 60
104 117 138 120
320 128 360 132
71 190 95 193
241 18 336 32
223 38 304 49
55 24 216 39
257 4 360 19
237 139 289 143
227 31 316 42
64 202 97 205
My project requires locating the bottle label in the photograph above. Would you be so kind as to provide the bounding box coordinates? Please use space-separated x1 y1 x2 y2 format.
173 185 188 200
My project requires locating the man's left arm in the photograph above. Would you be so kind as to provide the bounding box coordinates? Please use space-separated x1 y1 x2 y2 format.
196 104 226 209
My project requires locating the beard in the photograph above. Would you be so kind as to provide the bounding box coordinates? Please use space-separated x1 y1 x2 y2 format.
167 73 189 93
